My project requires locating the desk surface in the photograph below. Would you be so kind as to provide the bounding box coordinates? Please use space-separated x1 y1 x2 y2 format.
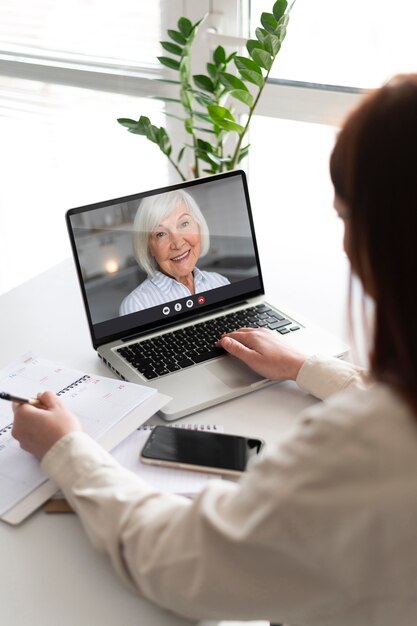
0 258 345 626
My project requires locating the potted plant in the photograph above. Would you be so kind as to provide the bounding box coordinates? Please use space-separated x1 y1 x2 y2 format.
118 0 295 181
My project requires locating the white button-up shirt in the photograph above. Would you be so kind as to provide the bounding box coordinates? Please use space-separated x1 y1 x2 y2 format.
119 268 230 315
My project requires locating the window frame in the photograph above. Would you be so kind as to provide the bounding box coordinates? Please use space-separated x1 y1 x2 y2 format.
0 0 363 126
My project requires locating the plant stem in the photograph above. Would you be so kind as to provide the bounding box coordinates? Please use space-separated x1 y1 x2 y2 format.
180 39 199 178
192 133 200 178
168 155 186 181
229 65 273 171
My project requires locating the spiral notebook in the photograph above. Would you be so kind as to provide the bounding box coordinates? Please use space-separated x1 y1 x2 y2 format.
0 353 169 524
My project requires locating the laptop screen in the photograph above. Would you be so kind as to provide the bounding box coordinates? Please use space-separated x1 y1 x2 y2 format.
66 170 264 347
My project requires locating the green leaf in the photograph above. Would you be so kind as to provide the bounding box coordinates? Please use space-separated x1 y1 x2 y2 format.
214 45 226 66
194 126 217 134
155 78 182 85
191 16 206 33
234 56 265 85
197 138 214 151
236 69 264 88
207 105 244 134
282 0 296 24
246 39 265 56
167 29 187 45
194 111 213 123
184 117 194 134
196 140 222 166
118 116 177 160
194 92 216 107
225 51 237 63
219 72 249 92
263 34 281 56
255 27 269 44
250 48 273 71
273 0 288 21
206 63 218 80
193 74 215 93
165 112 186 123
120 116 150 140
260 12 278 34
276 24 287 43
237 144 251 163
149 96 182 104
157 128 172 156
143 120 159 143
178 17 192 37
235 56 263 76
157 56 180 70
177 146 186 163
280 13 290 28
117 118 138 130
229 89 254 108
196 149 222 166
160 41 182 56
197 127 217 135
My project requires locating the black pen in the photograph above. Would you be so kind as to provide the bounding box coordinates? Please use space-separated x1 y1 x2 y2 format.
0 391 39 405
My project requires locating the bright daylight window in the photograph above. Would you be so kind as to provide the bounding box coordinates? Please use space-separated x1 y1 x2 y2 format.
251 0 417 88
245 0 417 336
0 0 161 65
0 0 176 294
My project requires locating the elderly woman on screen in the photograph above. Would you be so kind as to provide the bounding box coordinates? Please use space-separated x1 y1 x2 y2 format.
119 189 230 315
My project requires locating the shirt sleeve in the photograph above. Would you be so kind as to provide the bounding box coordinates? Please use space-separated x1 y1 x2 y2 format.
296 354 369 400
40 409 375 624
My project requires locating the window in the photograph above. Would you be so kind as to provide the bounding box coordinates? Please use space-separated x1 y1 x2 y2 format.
0 0 161 65
0 76 165 293
0 0 188 294
251 0 417 89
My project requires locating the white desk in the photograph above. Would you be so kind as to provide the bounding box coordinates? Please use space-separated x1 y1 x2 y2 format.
0 258 345 626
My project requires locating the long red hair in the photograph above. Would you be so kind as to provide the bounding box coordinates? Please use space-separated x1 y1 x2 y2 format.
330 75 417 412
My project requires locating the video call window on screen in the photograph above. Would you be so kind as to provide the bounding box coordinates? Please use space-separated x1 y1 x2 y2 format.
69 175 260 328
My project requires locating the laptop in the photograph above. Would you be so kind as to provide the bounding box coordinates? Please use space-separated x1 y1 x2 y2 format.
66 170 347 420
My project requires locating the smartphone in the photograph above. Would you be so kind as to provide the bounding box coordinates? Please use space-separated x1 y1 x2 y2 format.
140 426 265 477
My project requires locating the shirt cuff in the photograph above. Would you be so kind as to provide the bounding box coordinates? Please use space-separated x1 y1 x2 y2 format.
41 431 119 490
296 354 367 400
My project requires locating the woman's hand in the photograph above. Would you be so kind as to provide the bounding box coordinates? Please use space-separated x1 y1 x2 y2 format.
217 327 307 381
12 391 82 460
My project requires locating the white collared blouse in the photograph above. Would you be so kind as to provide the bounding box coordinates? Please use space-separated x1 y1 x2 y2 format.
119 268 230 315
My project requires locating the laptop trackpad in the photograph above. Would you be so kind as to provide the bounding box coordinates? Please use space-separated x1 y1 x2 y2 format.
205 358 265 388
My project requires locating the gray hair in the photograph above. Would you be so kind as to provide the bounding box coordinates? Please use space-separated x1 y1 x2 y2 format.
132 189 210 277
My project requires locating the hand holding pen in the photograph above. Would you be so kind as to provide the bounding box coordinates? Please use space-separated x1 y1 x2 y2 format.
10 390 82 461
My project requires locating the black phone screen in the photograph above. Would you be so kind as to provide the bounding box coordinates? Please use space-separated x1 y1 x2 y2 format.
141 426 264 472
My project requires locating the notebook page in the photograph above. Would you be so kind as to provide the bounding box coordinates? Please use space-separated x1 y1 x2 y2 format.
0 353 157 516
0 353 156 436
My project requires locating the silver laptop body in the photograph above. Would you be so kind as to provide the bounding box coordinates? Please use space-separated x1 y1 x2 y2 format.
66 170 347 420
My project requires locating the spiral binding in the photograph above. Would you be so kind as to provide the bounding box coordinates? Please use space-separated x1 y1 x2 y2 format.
0 422 13 437
56 374 90 396
138 423 218 431
0 374 92 438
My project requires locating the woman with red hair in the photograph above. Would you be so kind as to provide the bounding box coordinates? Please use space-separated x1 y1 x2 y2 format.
12 75 417 625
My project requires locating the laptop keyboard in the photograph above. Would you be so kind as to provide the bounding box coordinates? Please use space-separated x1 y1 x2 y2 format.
116 304 300 380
